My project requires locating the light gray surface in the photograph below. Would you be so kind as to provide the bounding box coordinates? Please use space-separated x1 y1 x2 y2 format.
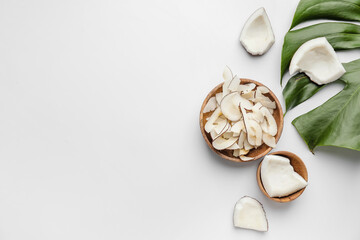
0 0 359 239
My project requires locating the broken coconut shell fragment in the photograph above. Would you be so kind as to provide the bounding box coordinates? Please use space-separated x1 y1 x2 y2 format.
233 196 268 232
240 7 275 55
289 37 346 85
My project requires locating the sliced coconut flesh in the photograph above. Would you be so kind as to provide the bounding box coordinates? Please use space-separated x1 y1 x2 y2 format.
227 142 240 150
231 120 245 135
260 107 277 136
203 97 217 113
237 131 246 149
252 103 264 123
240 7 275 56
240 155 254 161
211 122 230 140
239 148 249 156
213 136 238 150
205 107 222 133
215 92 223 105
238 83 256 94
254 90 276 109
247 119 262 147
233 196 268 232
262 133 276 148
228 75 241 92
222 66 233 96
213 118 228 134
257 86 269 94
233 149 240 157
289 37 346 85
261 155 308 197
220 92 243 121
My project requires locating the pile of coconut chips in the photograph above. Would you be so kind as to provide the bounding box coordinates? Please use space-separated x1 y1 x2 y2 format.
203 67 278 161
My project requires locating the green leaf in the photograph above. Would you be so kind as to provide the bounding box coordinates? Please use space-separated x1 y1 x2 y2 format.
292 59 360 152
282 73 324 113
291 0 360 29
283 60 360 113
281 22 360 83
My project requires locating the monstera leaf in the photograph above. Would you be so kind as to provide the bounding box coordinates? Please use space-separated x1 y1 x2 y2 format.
281 22 360 82
282 73 325 113
290 59 360 152
281 0 360 152
283 60 360 112
290 0 360 29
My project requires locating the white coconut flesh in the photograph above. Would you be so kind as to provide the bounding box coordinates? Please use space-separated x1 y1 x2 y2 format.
289 37 346 85
220 92 243 122
240 7 275 56
222 66 233 96
203 67 278 160
233 196 268 232
202 96 217 113
212 135 238 150
261 155 308 197
204 107 222 133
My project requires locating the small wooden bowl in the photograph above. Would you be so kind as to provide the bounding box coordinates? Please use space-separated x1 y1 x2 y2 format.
199 79 284 163
256 151 308 203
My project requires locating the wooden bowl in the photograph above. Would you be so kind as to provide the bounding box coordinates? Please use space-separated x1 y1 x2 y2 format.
256 151 308 203
199 79 284 162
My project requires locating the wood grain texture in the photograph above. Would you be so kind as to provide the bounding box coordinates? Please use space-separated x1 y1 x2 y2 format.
199 79 284 163
256 151 308 203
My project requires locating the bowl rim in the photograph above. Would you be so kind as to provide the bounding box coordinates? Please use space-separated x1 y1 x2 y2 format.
256 151 308 203
199 79 284 163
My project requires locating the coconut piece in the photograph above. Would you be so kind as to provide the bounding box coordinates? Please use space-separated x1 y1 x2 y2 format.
240 104 261 147
210 130 217 140
240 155 255 161
223 66 233 96
238 131 246 149
263 133 276 148
240 97 253 110
252 102 264 123
257 86 269 94
240 7 275 56
215 92 223 106
212 136 238 150
243 138 253 151
228 75 241 92
203 97 217 113
289 37 346 85
233 149 240 157
261 155 308 197
240 103 249 127
204 108 222 133
247 119 262 147
241 90 255 100
254 89 276 109
220 92 243 121
231 120 245 135
223 66 233 82
222 131 234 139
227 142 240 150
238 83 256 94
261 100 276 109
233 196 268 231
213 118 228 134
260 107 277 136
239 148 249 156
212 123 231 140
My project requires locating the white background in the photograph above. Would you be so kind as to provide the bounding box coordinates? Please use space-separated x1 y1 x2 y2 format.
0 0 360 239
